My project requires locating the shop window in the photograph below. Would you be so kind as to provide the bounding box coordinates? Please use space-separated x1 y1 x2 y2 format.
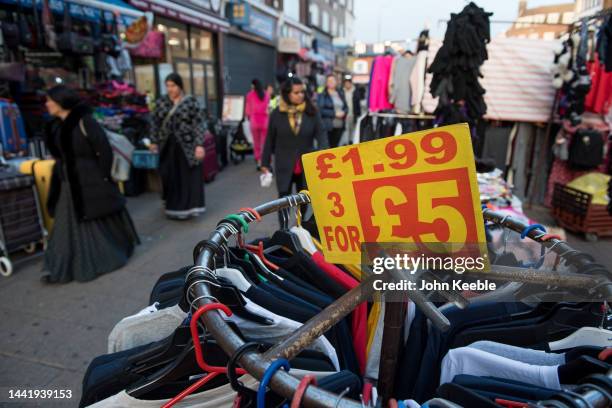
322 11 330 32
175 62 192 94
284 0 300 22
157 18 189 60
331 17 337 36
191 28 215 61
309 3 320 27
158 63 174 94
134 64 156 96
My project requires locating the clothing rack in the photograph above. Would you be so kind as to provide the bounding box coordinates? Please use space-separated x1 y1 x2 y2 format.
534 369 612 408
368 112 435 120
184 193 611 408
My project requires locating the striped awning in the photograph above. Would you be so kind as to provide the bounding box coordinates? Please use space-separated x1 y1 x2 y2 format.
422 37 559 123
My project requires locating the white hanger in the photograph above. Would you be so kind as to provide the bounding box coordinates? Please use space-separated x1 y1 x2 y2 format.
290 225 318 255
549 327 612 351
215 267 252 293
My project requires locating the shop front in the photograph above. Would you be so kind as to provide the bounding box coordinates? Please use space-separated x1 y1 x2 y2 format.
128 0 229 117
276 18 312 84
224 2 277 94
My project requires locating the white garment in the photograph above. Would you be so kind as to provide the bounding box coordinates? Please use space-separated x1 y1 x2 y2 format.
467 341 566 366
86 370 334 408
410 50 428 113
108 303 340 371
353 113 367 145
440 347 561 390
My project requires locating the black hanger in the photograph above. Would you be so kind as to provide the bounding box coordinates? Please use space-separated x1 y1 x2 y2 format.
263 228 304 257
180 275 272 325
126 336 231 399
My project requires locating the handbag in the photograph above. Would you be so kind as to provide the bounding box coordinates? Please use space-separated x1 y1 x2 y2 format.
0 62 26 82
58 2 94 55
79 120 134 182
99 13 121 58
41 0 57 49
129 30 164 58
1 14 20 49
18 10 34 48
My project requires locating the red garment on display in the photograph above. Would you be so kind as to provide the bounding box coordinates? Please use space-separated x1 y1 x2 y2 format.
312 251 367 374
585 56 612 114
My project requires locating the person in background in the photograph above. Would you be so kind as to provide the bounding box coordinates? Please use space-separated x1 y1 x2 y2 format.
261 76 328 226
267 83 279 113
317 74 348 148
41 85 139 284
342 77 362 145
149 73 206 220
245 79 270 169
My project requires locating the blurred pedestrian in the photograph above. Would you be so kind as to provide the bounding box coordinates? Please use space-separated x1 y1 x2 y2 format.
267 83 279 113
342 78 361 145
261 76 328 225
245 79 270 169
150 73 206 220
41 85 139 284
317 74 348 148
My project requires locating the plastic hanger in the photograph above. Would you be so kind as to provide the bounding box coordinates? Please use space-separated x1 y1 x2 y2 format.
215 244 254 292
549 327 612 351
162 303 248 408
289 199 318 255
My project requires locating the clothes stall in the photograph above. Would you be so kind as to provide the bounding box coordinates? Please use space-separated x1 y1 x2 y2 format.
78 191 612 408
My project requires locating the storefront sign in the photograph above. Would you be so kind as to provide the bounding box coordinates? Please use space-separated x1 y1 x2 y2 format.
278 37 300 53
0 0 141 25
302 124 487 264
243 8 276 42
129 0 229 32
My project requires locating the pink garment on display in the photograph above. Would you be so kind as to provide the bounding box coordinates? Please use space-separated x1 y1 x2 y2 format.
368 55 395 112
312 251 367 374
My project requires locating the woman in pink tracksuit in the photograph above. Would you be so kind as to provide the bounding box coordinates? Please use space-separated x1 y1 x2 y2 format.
245 79 270 169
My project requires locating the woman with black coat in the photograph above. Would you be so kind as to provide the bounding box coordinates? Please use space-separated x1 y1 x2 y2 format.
261 76 328 224
317 74 348 148
42 85 139 284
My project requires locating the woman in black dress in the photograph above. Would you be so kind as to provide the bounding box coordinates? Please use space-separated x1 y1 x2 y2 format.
261 76 328 225
150 73 206 220
42 86 139 284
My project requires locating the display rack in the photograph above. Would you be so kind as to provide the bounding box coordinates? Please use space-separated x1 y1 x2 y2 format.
184 192 612 408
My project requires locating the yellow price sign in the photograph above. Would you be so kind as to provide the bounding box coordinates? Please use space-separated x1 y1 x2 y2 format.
302 123 486 264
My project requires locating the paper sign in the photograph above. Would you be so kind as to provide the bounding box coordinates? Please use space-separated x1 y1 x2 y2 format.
302 123 487 264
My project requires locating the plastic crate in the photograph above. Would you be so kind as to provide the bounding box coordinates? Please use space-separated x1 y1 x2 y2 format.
132 150 159 169
551 183 612 241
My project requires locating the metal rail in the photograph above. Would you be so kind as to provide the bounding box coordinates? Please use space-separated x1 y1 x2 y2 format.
184 194 612 407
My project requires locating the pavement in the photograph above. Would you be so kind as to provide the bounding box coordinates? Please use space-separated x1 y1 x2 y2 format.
0 161 610 407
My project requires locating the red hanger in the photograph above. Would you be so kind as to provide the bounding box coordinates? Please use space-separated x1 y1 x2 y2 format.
235 207 279 271
495 398 529 408
290 375 317 408
162 303 247 408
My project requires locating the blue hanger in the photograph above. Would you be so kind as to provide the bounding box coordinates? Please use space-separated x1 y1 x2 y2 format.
257 358 290 408
520 224 546 240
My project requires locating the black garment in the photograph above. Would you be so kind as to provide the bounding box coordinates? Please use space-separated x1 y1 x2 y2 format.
436 382 500 408
159 132 205 219
277 172 306 227
44 103 126 221
328 127 344 148
267 252 347 299
317 88 349 132
43 180 139 283
262 107 328 193
452 375 558 402
244 285 317 323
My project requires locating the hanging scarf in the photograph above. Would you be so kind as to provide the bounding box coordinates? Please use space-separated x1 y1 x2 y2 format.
279 99 306 135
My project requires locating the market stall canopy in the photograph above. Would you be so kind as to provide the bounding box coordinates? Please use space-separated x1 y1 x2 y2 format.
0 0 144 25
422 37 559 123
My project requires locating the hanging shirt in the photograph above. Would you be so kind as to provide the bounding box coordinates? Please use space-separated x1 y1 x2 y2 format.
439 347 561 390
106 303 340 371
368 55 395 112
389 55 417 113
